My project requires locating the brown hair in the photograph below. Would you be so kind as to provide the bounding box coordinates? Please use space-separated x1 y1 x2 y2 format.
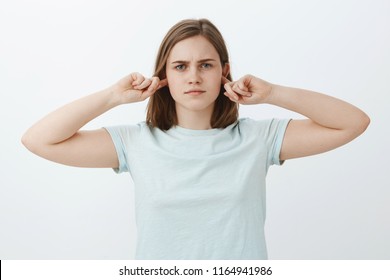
145 18 238 130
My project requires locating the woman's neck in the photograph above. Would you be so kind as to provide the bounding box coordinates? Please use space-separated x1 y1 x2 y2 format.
176 106 213 130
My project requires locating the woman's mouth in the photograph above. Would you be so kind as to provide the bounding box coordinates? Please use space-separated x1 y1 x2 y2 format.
184 90 206 96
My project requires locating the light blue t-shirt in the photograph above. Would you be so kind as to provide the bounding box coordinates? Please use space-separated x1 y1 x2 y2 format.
104 117 290 260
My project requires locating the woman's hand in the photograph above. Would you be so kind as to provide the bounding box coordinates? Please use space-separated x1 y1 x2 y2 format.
222 74 273 105
111 72 168 105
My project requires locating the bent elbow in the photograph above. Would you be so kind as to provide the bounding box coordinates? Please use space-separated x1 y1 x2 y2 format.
21 131 34 152
21 130 42 155
349 112 370 139
358 112 370 134
21 131 29 148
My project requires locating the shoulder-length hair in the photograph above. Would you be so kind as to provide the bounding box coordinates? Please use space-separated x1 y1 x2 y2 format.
146 18 238 130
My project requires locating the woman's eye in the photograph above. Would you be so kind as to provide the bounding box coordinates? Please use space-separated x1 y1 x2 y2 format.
175 65 186 70
201 63 212 69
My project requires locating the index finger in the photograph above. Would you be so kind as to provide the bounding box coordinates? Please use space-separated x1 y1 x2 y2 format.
221 76 231 85
158 78 168 89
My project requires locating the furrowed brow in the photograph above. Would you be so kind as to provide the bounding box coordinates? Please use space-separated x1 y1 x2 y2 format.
171 58 216 64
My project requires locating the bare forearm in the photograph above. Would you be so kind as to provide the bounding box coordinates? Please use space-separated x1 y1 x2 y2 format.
22 87 118 146
267 84 370 132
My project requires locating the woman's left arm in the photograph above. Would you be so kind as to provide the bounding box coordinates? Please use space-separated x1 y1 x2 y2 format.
223 75 370 161
268 84 370 160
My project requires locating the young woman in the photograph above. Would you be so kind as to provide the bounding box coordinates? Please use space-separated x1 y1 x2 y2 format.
22 19 370 259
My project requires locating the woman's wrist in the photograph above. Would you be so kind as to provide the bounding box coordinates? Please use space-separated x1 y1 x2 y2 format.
263 83 279 105
104 85 126 108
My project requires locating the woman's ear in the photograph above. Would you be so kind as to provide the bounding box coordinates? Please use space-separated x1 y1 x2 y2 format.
222 63 230 77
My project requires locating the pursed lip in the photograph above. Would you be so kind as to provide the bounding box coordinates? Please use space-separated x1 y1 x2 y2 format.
184 89 206 94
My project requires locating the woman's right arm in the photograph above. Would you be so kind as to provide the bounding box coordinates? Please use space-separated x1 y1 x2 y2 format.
21 73 167 168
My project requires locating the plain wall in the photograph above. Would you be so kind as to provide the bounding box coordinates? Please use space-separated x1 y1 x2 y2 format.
1 0 389 259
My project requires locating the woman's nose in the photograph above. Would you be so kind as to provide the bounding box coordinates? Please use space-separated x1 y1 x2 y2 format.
188 68 202 84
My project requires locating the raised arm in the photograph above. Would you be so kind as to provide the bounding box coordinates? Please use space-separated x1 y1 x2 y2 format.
22 73 167 168
266 84 370 160
222 75 370 161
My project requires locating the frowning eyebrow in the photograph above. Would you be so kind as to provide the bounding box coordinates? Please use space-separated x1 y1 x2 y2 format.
171 58 217 64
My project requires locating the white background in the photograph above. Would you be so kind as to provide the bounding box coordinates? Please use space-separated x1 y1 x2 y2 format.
1 0 389 259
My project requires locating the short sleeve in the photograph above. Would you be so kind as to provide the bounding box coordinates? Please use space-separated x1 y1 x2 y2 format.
103 124 142 174
266 118 291 166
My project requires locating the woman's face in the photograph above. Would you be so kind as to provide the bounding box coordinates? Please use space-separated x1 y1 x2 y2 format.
165 35 229 114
